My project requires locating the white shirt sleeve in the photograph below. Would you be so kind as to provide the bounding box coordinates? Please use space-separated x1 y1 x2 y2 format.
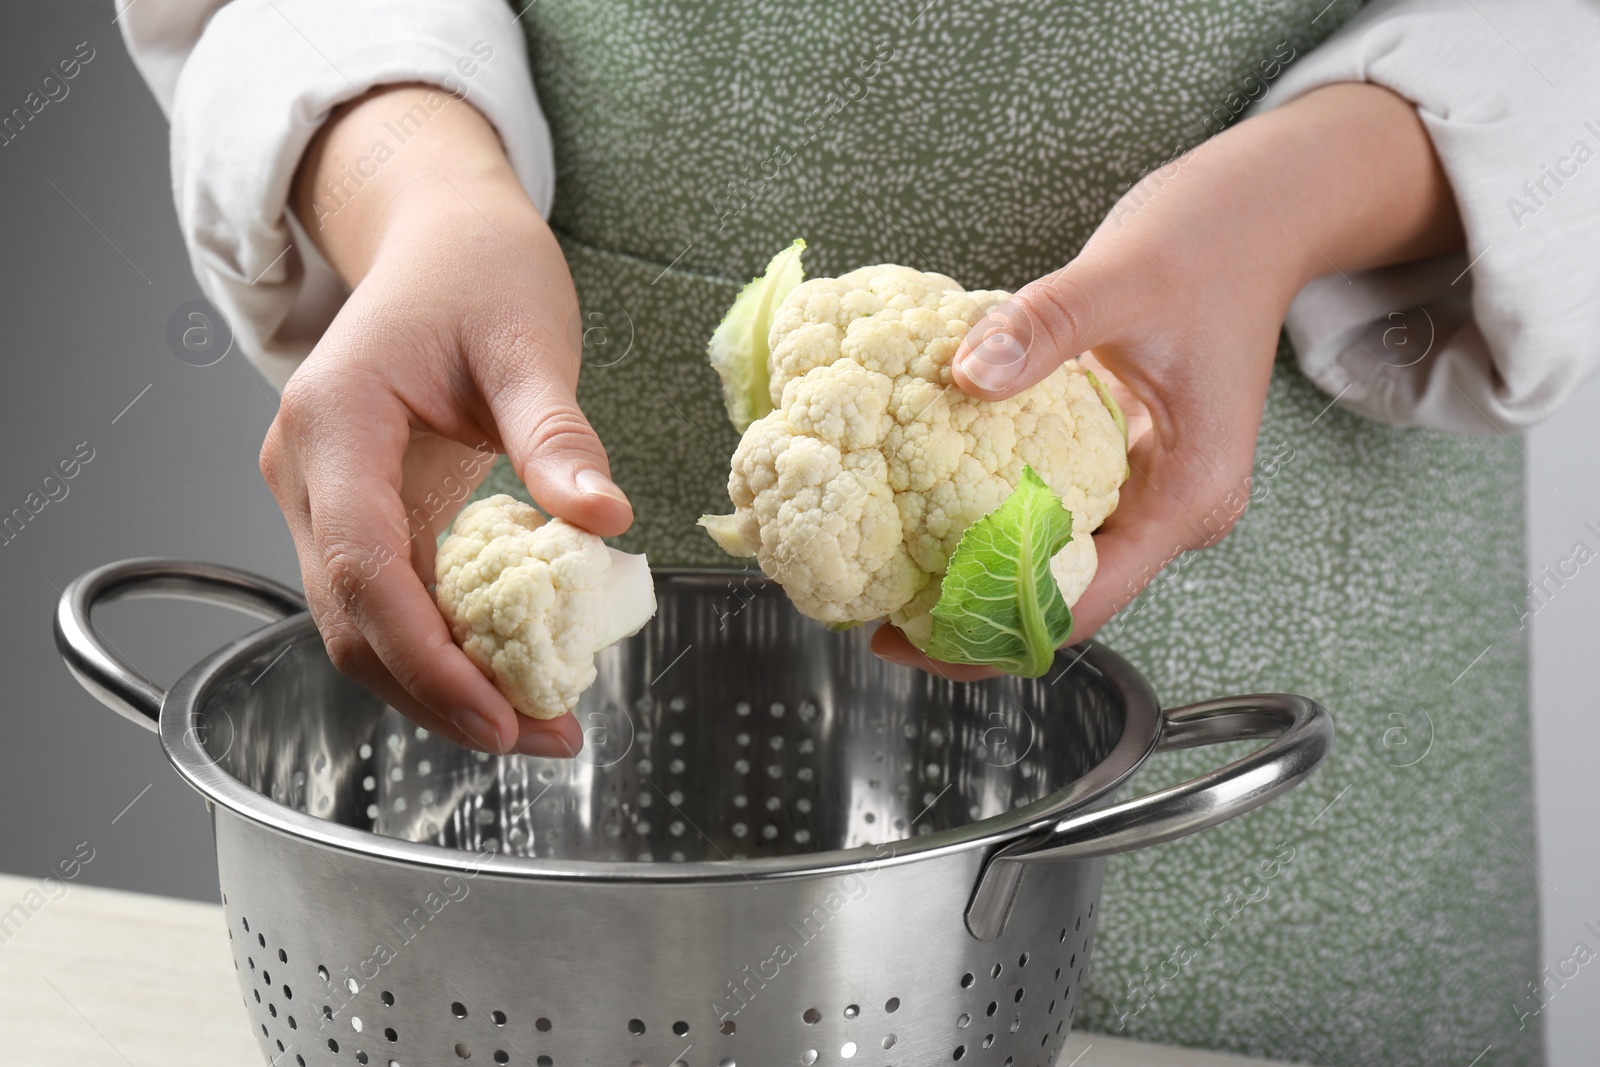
116 0 555 390
1247 0 1600 433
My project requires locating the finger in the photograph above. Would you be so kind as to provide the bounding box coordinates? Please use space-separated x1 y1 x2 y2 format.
1065 433 1242 642
290 377 527 755
1067 517 1180 643
259 403 481 745
512 713 585 758
868 624 1005 682
268 396 540 754
315 634 583 758
480 328 634 538
266 415 497 752
953 251 1136 400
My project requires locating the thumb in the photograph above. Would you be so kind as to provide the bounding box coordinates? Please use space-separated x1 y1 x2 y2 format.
953 255 1131 400
487 367 633 538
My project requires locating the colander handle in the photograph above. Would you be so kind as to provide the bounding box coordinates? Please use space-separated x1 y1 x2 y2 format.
964 693 1332 940
54 558 307 732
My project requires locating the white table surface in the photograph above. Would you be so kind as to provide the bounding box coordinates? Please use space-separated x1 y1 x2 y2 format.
0 872 1287 1067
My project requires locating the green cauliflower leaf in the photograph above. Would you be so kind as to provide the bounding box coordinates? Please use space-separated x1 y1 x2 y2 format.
707 238 806 431
923 467 1075 677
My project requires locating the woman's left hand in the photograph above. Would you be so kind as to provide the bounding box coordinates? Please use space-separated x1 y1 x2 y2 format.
872 82 1465 678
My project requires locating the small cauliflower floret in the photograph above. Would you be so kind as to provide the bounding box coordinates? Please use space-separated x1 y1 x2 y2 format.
702 243 1129 673
435 495 656 720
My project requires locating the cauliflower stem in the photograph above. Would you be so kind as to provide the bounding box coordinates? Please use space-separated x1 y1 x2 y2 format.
707 238 806 432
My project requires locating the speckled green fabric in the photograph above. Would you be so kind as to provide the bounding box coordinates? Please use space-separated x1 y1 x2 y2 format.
479 2 1545 1063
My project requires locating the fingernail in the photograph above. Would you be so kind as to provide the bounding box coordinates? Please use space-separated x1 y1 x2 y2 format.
513 732 577 759
961 331 1026 393
453 708 507 754
575 468 629 505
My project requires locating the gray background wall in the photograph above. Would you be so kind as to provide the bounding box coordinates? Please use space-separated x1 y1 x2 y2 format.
1 3 298 909
1 3 1595 1064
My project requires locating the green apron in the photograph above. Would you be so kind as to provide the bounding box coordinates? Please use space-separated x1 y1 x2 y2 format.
477 2 1545 1062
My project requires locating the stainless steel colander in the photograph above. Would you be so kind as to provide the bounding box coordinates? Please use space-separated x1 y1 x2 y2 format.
56 559 1331 1067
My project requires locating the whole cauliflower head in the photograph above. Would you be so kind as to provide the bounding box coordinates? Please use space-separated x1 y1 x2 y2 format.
703 241 1128 653
435 495 655 719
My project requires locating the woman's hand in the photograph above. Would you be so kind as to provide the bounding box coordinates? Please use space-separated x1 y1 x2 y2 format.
873 82 1465 676
262 85 630 756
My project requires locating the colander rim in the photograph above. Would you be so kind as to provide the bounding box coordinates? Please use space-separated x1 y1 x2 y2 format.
159 571 1163 883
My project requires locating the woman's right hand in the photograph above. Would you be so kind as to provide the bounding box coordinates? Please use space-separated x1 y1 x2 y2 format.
262 85 630 757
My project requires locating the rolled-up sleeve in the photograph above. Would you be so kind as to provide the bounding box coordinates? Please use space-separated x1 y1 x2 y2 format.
117 0 554 390
1249 0 1600 433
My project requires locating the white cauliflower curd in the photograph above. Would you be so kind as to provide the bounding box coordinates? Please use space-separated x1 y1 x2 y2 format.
701 240 1129 676
434 495 656 719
